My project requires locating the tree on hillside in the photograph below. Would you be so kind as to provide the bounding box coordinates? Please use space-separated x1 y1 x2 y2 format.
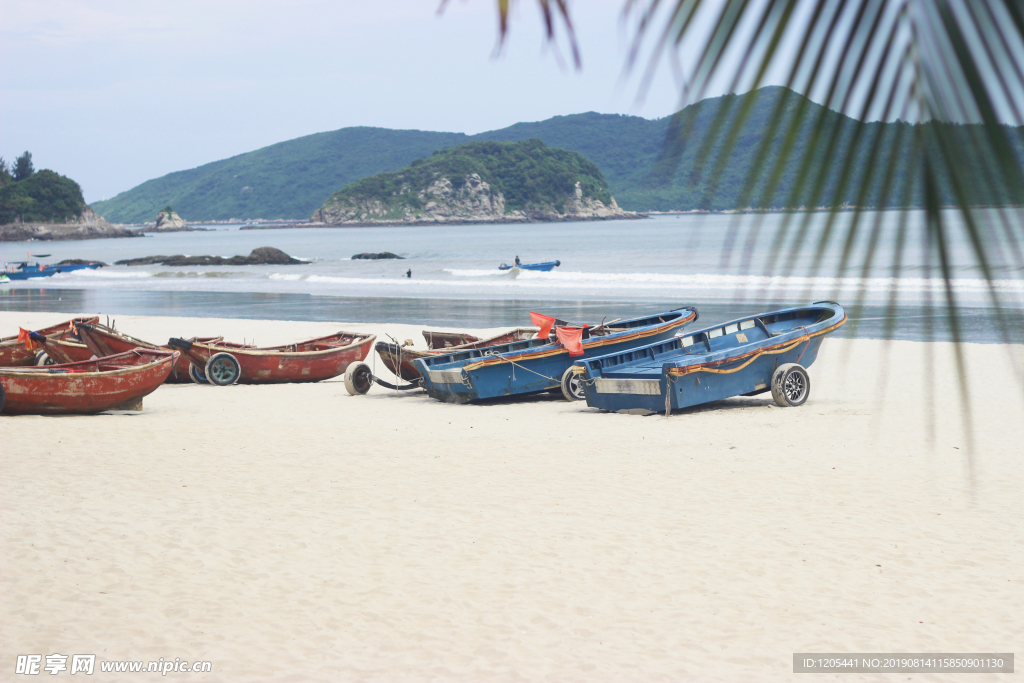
0 158 11 185
13 151 34 181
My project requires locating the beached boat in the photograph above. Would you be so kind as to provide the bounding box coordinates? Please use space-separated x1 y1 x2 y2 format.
0 316 99 367
376 328 539 382
168 331 376 385
497 260 561 272
0 348 175 414
54 322 229 383
408 308 698 403
423 330 482 349
571 302 846 414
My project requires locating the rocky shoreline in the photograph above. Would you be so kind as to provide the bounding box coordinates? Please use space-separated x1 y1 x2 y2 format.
0 207 142 242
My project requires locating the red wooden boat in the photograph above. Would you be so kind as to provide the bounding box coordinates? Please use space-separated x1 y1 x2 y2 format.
0 316 99 367
61 322 231 383
377 328 539 382
168 331 376 385
0 348 175 414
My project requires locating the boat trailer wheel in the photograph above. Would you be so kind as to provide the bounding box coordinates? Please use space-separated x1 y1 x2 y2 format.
188 363 209 384
344 362 373 395
206 353 241 386
34 351 56 366
771 363 810 407
0 382 5 413
560 367 586 401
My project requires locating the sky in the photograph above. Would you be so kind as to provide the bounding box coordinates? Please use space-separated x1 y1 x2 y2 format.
3 1 1020 204
0 1 700 203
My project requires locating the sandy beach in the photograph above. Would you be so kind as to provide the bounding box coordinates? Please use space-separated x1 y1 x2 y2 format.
1 310 1022 682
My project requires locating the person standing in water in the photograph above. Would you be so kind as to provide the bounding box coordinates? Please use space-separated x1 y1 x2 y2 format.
406 269 412 278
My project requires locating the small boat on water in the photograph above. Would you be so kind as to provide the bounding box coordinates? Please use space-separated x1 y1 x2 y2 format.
375 327 539 383
168 331 376 385
497 260 561 272
571 302 846 414
0 348 175 414
0 316 99 367
409 307 698 403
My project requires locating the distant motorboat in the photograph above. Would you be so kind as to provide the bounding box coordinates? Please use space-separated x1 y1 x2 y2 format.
497 259 561 272
1 261 102 280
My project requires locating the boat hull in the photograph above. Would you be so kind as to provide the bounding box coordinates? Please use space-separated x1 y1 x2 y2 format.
174 332 375 384
0 316 99 367
415 308 697 403
0 349 174 414
574 303 846 414
72 323 225 382
377 328 539 381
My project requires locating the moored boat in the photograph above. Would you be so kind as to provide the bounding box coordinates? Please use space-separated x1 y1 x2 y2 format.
497 260 560 272
62 322 230 382
0 316 99 367
571 302 846 414
376 327 539 382
0 348 175 414
411 307 698 403
168 331 376 385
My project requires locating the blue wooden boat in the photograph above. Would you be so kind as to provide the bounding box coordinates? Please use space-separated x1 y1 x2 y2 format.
414 307 699 403
572 302 846 414
498 260 560 272
1 261 101 280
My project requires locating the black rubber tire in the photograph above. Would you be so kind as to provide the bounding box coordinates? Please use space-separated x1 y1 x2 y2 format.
560 366 586 401
35 351 56 366
188 363 209 384
771 363 810 407
344 362 373 396
0 382 5 413
206 353 241 386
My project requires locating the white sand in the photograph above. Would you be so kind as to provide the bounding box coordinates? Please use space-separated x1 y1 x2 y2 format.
1 311 1022 682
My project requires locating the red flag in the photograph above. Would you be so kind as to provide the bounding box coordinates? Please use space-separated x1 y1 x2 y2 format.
529 311 556 340
555 326 585 357
18 328 36 351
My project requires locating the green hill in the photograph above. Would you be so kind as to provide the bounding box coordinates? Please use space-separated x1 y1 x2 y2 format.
314 139 621 224
91 87 1024 222
1 170 88 224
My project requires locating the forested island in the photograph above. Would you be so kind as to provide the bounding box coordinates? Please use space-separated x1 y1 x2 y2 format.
0 152 134 241
311 140 640 225
90 86 1024 224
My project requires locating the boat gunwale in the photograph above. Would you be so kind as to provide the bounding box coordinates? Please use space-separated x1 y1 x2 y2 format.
0 349 176 380
190 332 376 359
579 303 846 380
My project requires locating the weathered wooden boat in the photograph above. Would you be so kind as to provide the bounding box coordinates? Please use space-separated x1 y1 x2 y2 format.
407 308 698 403
57 322 229 383
423 330 482 349
571 302 846 414
376 328 539 382
0 348 175 414
0 316 99 367
497 260 561 272
167 331 376 385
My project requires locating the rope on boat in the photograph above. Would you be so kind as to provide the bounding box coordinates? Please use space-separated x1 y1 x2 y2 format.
482 350 561 385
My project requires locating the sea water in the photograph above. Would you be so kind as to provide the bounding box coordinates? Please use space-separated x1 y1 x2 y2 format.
2 211 1022 342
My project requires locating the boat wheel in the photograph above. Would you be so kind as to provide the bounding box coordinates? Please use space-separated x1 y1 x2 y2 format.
206 353 241 386
0 382 5 413
560 366 586 401
188 363 209 384
344 362 373 396
34 351 56 366
771 363 810 407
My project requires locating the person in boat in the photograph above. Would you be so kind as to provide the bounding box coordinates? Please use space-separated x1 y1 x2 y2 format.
514 255 521 266
406 269 412 278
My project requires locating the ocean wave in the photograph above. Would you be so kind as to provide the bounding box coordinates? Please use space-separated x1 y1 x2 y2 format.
153 271 236 278
268 273 307 281
56 270 153 279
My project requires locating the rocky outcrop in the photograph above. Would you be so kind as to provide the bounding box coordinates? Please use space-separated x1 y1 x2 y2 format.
147 208 193 232
0 206 140 242
116 247 305 267
352 252 404 260
312 175 644 227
